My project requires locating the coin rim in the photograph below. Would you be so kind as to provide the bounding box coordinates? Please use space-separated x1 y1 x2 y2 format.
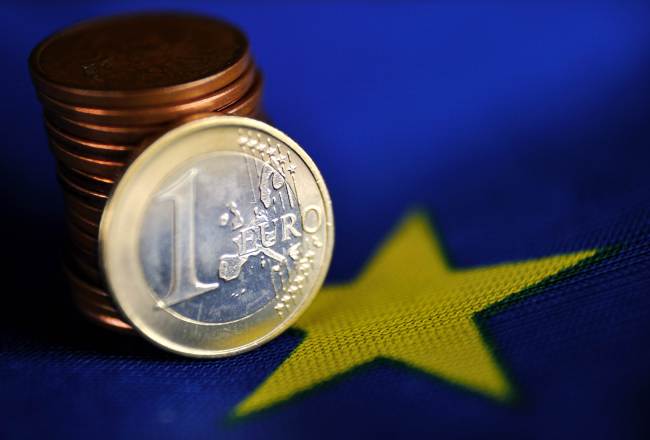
37 66 257 126
29 12 251 108
99 116 334 357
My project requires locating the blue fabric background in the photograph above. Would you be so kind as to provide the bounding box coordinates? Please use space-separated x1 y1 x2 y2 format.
1 1 649 438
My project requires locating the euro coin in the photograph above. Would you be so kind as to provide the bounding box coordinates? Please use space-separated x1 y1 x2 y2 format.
100 116 334 357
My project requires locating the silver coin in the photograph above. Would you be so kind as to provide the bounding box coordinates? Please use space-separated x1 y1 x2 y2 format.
100 116 334 357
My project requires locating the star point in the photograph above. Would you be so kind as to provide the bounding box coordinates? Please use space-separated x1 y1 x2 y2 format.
233 213 597 417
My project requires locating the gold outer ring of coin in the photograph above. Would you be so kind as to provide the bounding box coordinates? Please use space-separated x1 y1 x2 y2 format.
37 66 257 126
100 116 334 357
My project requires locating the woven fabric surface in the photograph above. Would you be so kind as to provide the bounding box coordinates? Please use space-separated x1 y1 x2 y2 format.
1 1 650 439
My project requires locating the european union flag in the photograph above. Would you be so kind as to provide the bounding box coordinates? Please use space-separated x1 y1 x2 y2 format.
2 1 649 439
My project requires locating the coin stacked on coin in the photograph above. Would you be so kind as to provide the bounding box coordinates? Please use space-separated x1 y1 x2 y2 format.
29 13 264 332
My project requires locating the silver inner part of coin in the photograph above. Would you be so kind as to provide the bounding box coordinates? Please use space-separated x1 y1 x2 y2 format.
140 152 303 323
139 148 320 324
102 116 333 356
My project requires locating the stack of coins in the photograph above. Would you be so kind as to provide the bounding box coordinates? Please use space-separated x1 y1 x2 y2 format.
29 13 264 332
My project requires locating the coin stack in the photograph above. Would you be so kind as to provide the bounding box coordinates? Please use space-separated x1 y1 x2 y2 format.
29 13 264 332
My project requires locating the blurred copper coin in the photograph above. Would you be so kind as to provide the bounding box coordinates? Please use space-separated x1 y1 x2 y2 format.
75 300 133 332
45 119 134 157
51 139 126 178
30 13 250 108
46 110 172 145
60 165 115 194
58 167 113 200
76 302 125 329
58 170 109 207
64 264 131 331
66 250 102 285
67 207 99 236
45 73 262 145
222 71 263 116
136 74 262 145
29 12 274 339
67 221 98 255
67 165 116 186
255 110 271 124
66 200 101 232
73 290 116 314
63 193 103 224
69 236 99 259
37 66 256 126
73 289 116 314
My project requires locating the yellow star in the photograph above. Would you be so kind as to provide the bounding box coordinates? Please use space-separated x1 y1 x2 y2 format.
234 213 597 417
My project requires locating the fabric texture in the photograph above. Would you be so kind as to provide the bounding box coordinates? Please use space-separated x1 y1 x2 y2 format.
1 2 650 439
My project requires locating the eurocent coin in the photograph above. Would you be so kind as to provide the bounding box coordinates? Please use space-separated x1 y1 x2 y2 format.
29 12 269 332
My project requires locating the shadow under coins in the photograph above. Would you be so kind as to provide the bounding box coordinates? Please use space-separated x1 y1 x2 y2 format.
0 205 171 360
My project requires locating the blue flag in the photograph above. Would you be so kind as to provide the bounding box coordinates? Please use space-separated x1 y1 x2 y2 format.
1 1 649 439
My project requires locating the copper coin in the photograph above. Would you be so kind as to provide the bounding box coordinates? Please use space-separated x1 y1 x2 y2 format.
75 300 124 328
75 301 133 332
67 209 99 236
51 139 126 178
43 72 262 145
64 264 131 333
37 65 256 126
63 193 103 224
66 164 117 186
57 167 113 201
69 235 99 260
73 258 102 286
74 291 116 314
59 164 115 194
46 110 171 145
133 75 263 148
45 103 258 146
30 13 250 108
222 71 263 116
58 170 108 207
45 118 134 157
67 220 98 255
67 204 100 236
253 109 267 122
63 261 107 296
66 249 102 285
73 289 117 314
